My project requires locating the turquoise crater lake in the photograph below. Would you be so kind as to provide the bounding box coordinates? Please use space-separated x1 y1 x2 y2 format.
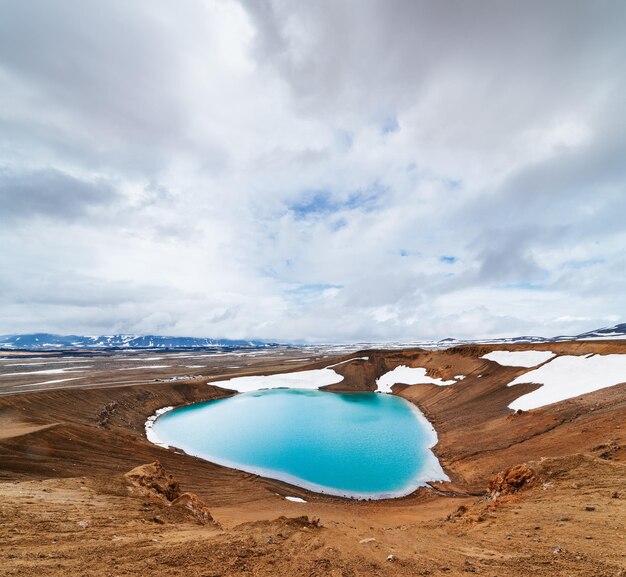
151 389 448 498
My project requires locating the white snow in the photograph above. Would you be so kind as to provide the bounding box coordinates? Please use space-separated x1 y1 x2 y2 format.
4 360 93 366
376 366 456 393
0 367 88 377
114 356 164 362
15 377 82 387
145 406 174 448
454 375 465 380
482 350 556 367
578 335 626 341
284 496 307 503
325 356 370 369
118 365 171 371
210 367 344 393
507 354 626 411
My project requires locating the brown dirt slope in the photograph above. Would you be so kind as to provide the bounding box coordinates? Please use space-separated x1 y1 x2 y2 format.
0 341 624 576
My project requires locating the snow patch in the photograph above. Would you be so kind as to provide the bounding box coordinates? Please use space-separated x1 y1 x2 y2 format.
4 360 93 366
15 377 82 387
482 350 556 367
118 365 171 371
210 367 344 393
508 354 626 411
285 496 307 503
325 356 370 369
114 356 164 362
376 366 456 393
0 367 88 377
578 336 626 341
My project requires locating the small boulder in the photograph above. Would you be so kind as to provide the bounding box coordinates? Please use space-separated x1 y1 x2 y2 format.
170 492 214 525
125 461 181 502
488 464 536 496
125 462 216 526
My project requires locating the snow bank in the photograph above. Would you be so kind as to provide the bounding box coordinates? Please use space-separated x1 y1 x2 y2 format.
285 496 307 503
482 350 555 367
376 366 456 393
211 367 344 393
508 354 626 411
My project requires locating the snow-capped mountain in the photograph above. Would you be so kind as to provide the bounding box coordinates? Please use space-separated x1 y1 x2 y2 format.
435 323 626 346
0 333 278 350
0 323 623 350
569 323 626 340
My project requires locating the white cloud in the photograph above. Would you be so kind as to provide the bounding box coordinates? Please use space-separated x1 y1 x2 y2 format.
0 0 624 341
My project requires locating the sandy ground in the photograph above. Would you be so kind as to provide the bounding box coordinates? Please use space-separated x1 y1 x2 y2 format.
0 341 624 576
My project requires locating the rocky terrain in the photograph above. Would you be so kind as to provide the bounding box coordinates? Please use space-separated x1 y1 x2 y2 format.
0 341 624 576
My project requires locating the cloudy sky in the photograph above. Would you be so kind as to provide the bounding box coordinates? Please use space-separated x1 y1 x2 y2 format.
1 0 625 342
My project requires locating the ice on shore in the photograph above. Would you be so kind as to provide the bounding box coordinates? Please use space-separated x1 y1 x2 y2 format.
376 366 456 393
508 354 626 411
145 406 174 448
482 350 555 367
284 496 307 503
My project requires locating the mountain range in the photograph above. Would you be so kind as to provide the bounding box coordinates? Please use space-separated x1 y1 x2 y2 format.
0 323 624 350
0 333 278 350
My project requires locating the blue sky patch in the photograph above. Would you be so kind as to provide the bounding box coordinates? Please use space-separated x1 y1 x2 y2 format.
288 185 385 220
562 258 604 269
289 190 336 218
381 115 399 134
286 283 343 304
498 282 546 291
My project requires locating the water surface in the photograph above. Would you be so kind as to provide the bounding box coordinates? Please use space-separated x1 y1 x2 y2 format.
152 388 446 498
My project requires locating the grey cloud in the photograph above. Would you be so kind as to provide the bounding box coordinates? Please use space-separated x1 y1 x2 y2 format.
242 1 626 127
474 231 546 286
0 2 184 138
0 167 120 221
0 1 230 178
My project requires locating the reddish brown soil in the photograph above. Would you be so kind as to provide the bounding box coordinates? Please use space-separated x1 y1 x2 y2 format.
0 342 625 576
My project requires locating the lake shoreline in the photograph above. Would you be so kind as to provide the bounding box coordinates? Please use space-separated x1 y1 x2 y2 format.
147 388 449 500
